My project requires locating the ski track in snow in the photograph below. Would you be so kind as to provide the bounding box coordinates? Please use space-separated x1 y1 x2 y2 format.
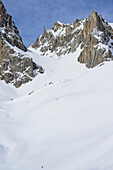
0 47 113 170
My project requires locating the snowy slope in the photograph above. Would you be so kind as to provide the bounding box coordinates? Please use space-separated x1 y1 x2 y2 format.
0 48 113 170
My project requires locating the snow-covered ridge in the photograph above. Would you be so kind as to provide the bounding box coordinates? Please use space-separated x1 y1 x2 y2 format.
47 19 85 38
31 18 86 57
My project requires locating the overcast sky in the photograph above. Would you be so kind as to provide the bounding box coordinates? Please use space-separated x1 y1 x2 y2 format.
2 0 113 47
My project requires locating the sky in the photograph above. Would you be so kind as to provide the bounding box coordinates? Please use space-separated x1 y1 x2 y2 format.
2 0 113 47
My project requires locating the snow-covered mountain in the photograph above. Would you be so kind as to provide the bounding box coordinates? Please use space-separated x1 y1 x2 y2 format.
0 1 113 170
32 10 113 68
0 0 44 87
0 2 113 87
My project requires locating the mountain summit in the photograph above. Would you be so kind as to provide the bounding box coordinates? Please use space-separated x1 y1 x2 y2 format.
32 10 113 68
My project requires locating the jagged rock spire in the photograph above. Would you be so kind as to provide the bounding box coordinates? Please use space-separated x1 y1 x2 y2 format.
43 26 47 35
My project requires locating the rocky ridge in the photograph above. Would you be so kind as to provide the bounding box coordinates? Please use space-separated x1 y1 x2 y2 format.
32 10 113 68
0 0 26 52
0 0 43 88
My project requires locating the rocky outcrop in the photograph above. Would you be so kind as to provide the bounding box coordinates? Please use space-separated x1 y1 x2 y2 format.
32 20 83 56
0 34 38 87
0 0 27 51
0 0 43 87
78 10 113 68
32 10 113 68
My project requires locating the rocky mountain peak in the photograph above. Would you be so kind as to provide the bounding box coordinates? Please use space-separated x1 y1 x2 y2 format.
0 0 44 87
32 10 113 68
88 10 104 31
91 10 98 22
90 10 102 23
0 0 27 52
52 21 63 32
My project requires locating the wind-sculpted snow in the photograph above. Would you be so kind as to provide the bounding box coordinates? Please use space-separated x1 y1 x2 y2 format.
0 47 113 170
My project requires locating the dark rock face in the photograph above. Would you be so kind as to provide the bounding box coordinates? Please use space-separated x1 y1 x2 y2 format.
0 0 41 87
32 10 113 68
